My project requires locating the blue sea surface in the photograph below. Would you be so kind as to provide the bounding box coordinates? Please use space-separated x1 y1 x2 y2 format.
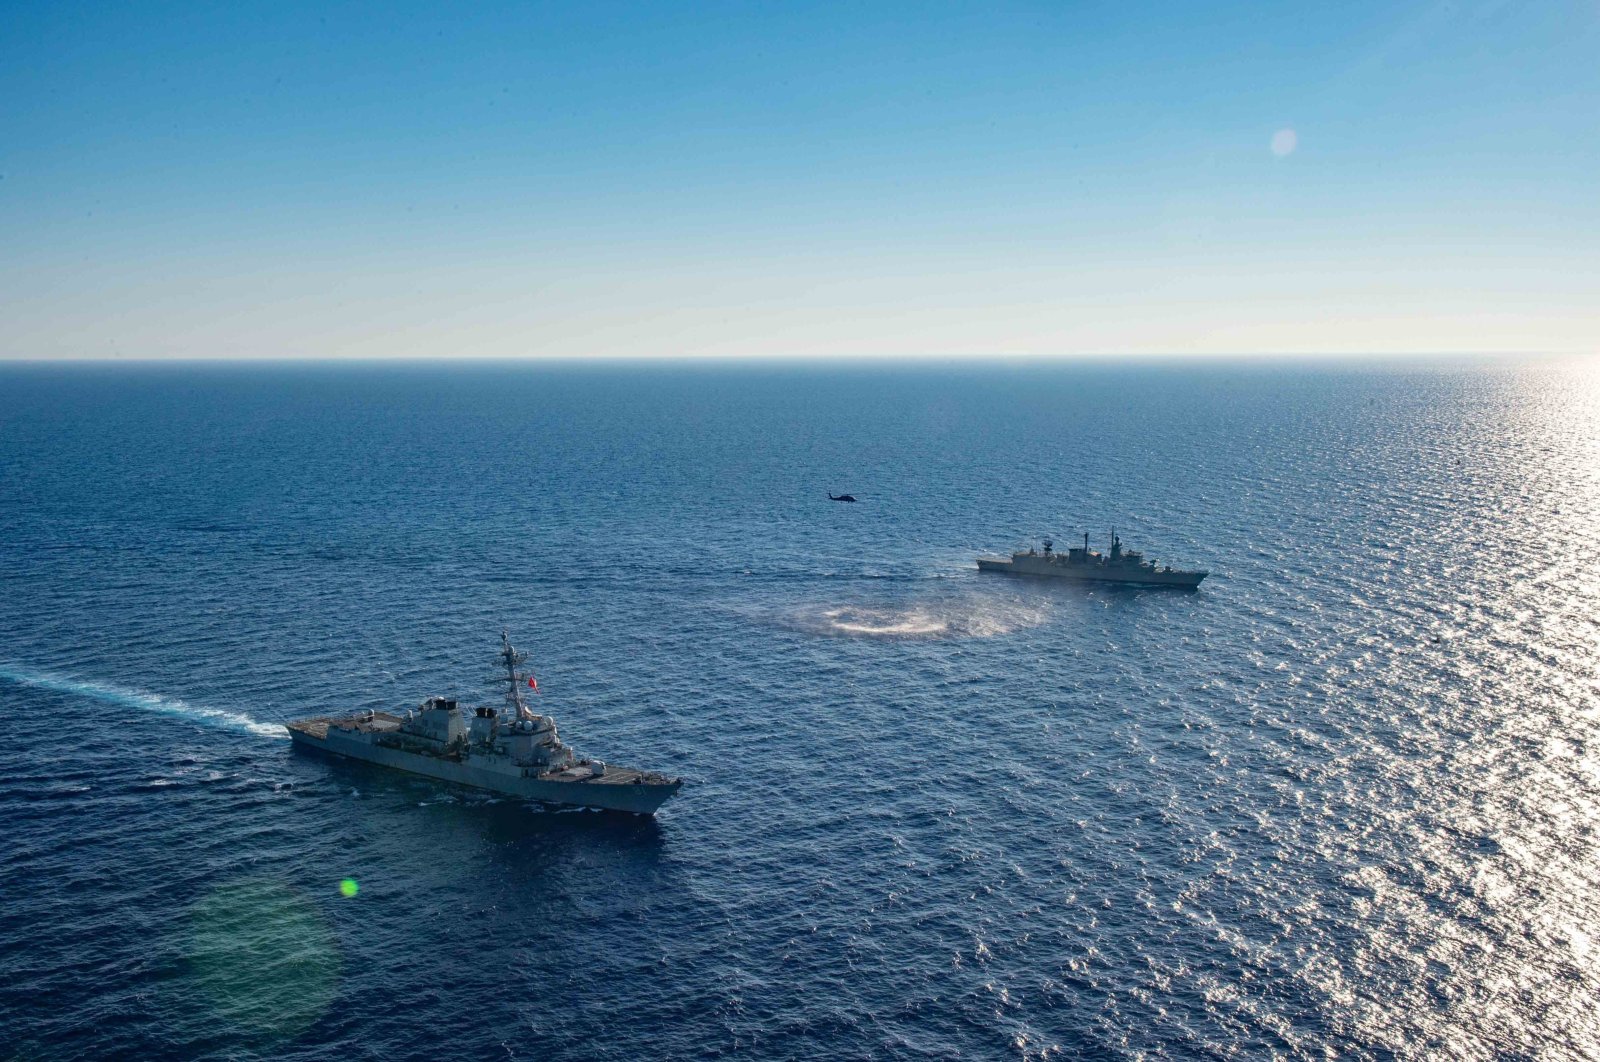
2 359 1599 1060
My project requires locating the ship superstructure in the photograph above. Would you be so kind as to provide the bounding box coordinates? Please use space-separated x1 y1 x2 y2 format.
286 632 681 814
977 531 1207 588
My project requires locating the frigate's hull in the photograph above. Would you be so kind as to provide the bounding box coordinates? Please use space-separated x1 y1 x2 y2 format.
977 556 1206 587
288 724 680 815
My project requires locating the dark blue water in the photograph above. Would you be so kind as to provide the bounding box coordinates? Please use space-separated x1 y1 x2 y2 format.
3 359 1599 1060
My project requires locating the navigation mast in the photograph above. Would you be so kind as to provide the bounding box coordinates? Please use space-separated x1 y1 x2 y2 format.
495 629 536 722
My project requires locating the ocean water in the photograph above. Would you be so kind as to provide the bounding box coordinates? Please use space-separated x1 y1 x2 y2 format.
2 358 1598 1060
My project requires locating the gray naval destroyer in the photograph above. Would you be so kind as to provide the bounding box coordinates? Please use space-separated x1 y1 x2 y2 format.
978 532 1208 588
287 633 682 814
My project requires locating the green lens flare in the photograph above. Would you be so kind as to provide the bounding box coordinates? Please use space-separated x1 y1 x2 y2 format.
339 878 359 898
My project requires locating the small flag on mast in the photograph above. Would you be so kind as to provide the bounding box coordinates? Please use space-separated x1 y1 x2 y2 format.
527 675 538 691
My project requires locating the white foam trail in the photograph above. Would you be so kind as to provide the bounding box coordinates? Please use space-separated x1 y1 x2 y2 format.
789 599 1050 640
0 664 287 739
823 607 950 637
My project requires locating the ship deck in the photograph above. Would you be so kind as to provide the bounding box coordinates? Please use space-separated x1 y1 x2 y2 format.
541 763 675 787
286 712 405 740
287 714 676 788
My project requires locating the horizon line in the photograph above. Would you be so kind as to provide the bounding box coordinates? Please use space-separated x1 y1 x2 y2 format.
0 351 1586 368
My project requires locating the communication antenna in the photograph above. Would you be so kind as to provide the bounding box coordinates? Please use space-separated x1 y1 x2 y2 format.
493 630 536 721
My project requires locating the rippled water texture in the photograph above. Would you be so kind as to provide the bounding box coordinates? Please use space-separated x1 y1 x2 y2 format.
2 359 1598 1060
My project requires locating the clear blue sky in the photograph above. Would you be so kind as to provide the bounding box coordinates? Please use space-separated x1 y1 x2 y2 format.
2 1 1595 359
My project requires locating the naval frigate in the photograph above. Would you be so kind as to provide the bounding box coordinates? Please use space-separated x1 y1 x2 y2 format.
286 632 682 814
977 531 1207 588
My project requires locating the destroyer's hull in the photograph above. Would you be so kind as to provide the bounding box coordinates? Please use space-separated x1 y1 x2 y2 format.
977 556 1206 587
288 724 680 815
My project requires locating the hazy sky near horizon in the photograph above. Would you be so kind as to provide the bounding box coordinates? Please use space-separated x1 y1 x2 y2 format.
2 1 1596 360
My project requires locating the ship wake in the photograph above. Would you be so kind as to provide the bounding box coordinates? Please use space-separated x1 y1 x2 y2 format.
0 664 287 739
775 598 1049 640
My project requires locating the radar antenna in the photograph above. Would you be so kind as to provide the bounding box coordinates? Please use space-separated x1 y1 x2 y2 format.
494 629 537 722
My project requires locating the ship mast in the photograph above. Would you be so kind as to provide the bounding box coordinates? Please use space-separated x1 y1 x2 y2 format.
496 629 536 722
